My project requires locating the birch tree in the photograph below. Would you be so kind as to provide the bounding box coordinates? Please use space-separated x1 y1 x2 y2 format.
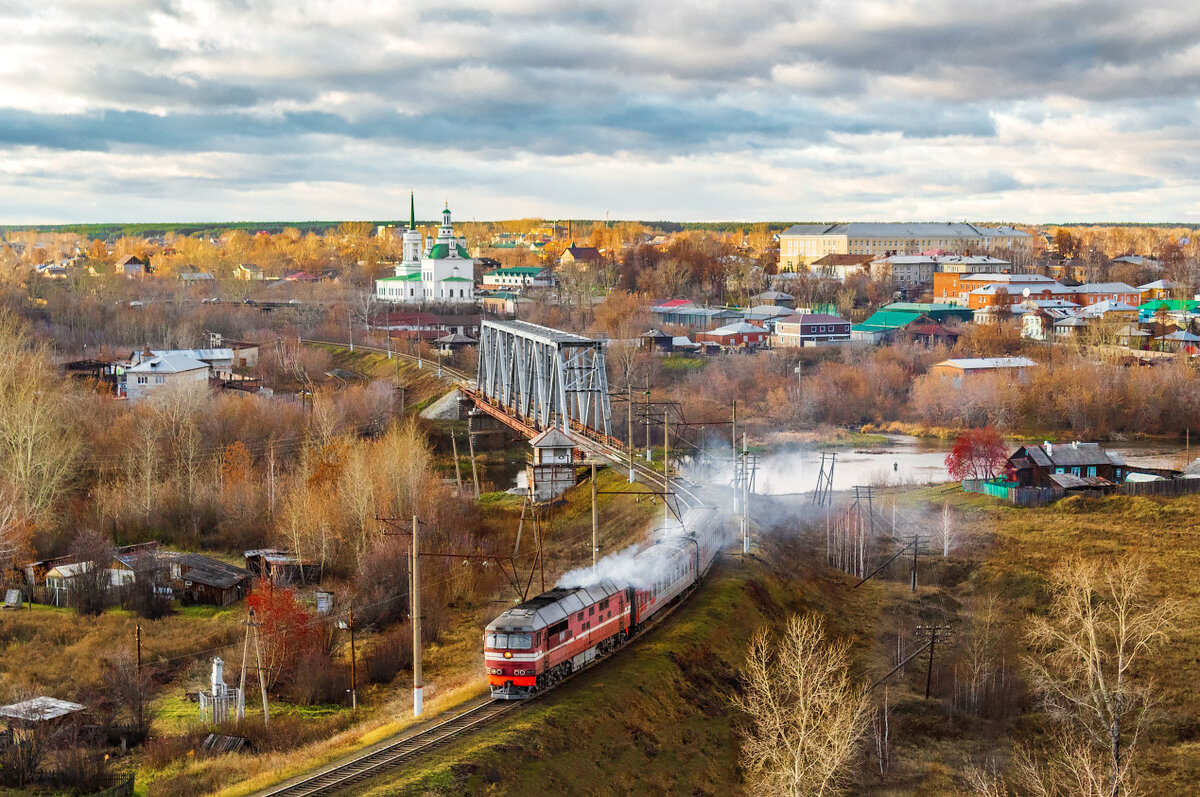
0 315 80 533
1015 558 1177 797
732 613 871 796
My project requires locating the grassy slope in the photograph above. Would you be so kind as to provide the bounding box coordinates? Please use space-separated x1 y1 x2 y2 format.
196 468 658 797
347 543 886 796
344 488 1200 797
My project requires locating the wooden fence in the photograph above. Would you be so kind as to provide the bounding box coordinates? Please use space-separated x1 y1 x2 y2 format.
1117 478 1200 498
90 775 134 797
966 476 1200 505
961 479 1057 507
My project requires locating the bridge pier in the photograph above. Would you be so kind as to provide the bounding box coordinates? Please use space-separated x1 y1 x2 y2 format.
467 409 523 450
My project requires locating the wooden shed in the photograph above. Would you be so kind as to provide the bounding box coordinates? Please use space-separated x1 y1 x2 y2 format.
169 554 253 606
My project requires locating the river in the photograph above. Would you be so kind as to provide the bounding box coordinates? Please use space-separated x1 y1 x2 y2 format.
680 435 1195 496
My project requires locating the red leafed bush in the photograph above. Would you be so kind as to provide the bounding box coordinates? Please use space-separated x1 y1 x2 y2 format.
945 427 1007 481
246 582 326 690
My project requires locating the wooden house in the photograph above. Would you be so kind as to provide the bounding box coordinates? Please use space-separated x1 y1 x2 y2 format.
1006 441 1127 488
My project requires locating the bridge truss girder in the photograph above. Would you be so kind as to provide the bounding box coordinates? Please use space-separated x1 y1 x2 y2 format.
476 320 611 436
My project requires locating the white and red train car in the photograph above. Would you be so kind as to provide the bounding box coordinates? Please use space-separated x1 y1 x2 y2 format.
485 506 722 699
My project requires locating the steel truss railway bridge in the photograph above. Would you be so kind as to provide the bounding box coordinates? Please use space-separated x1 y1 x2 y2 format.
468 319 615 445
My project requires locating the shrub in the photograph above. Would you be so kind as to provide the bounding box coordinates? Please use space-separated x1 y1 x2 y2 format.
284 650 349 706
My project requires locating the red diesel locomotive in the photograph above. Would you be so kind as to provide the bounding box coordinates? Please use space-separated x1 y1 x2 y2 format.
485 506 721 699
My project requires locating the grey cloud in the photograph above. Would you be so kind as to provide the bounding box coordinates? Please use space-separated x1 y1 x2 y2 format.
1 0 1199 221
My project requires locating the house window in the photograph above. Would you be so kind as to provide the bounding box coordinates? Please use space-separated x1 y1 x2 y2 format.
155 376 165 384
1055 467 1065 474
1071 467 1081 476
1087 466 1097 477
136 376 147 384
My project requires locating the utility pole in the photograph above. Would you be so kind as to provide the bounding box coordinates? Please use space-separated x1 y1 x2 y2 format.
238 615 249 722
914 624 952 700
348 307 354 352
644 381 651 462
591 462 598 571
348 606 358 710
925 629 937 699
245 608 269 726
911 534 919 592
411 515 423 717
742 432 750 555
627 384 634 483
451 434 464 491
467 431 481 499
135 624 143 729
663 410 670 527
731 400 738 514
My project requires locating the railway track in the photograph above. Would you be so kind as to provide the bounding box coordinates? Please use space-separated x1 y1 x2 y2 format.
259 699 518 797
300 338 475 385
254 345 714 796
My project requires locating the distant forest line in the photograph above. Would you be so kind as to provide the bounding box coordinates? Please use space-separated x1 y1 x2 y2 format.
1 219 1196 241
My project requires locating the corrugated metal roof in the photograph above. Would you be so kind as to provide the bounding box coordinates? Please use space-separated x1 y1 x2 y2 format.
0 697 86 722
177 553 251 590
1023 443 1125 468
856 309 927 330
707 322 767 336
938 357 1037 370
530 427 575 449
127 353 209 374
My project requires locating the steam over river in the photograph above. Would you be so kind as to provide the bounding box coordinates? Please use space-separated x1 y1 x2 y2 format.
683 435 1193 496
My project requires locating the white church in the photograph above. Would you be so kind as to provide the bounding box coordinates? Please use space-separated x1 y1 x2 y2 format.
376 197 477 304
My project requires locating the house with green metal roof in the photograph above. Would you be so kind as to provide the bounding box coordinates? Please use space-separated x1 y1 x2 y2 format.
375 194 476 305
482 266 557 289
879 302 974 324
1138 299 1200 322
851 309 935 343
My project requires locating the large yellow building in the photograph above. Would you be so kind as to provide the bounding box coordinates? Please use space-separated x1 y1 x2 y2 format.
779 222 1031 270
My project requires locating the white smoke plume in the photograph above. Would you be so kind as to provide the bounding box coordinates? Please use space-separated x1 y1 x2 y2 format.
556 544 654 590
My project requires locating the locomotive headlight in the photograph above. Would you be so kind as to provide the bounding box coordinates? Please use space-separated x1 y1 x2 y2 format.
504 651 512 659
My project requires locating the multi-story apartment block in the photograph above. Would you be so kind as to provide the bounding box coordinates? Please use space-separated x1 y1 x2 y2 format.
779 222 1031 270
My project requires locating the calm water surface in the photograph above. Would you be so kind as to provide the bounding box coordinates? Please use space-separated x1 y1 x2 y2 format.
682 435 1193 496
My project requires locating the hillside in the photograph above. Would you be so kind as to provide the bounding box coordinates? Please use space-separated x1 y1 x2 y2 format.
338 488 1200 796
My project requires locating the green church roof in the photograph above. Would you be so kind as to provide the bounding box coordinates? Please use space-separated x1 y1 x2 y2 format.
443 276 473 282
427 243 470 260
378 272 422 282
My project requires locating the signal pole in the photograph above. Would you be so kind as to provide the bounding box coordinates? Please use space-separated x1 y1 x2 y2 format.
411 515 423 717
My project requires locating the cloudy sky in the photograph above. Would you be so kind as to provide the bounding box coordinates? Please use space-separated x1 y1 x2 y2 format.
2 0 1198 223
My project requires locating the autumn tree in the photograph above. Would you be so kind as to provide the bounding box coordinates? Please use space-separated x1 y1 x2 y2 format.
975 559 1176 797
0 315 81 535
246 584 326 690
945 427 1008 481
732 613 871 796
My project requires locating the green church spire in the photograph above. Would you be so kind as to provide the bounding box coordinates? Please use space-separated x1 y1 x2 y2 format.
409 192 416 230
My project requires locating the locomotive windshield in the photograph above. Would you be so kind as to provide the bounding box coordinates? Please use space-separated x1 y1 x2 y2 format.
486 633 534 649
